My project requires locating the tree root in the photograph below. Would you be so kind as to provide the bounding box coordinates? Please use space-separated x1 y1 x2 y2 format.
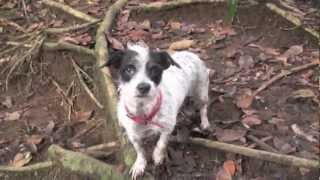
42 0 99 23
70 57 104 108
44 20 101 34
48 145 127 180
189 137 320 169
131 0 226 12
43 41 95 57
0 161 54 173
266 3 319 42
0 17 26 33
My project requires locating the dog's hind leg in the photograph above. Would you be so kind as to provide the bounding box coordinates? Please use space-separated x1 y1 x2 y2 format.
195 68 210 130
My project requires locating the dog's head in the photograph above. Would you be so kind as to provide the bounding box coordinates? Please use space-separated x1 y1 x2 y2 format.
104 43 180 101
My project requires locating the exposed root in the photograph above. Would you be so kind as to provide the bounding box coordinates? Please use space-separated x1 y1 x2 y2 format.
0 161 54 172
70 57 104 109
188 137 320 169
131 0 226 12
266 3 319 41
42 0 99 23
43 41 95 57
0 17 26 33
44 20 101 34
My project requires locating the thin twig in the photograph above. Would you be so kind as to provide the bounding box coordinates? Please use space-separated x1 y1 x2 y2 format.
252 60 319 96
44 20 101 34
188 137 319 169
70 57 103 109
43 41 95 57
42 0 99 23
247 134 279 153
71 120 103 140
0 17 26 33
79 142 119 152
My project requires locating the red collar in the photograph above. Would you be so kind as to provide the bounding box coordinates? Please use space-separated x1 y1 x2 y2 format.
125 91 163 128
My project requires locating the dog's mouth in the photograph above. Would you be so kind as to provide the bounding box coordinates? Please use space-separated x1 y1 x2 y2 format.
135 94 149 98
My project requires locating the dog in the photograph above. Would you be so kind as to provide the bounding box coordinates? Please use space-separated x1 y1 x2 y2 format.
105 42 210 179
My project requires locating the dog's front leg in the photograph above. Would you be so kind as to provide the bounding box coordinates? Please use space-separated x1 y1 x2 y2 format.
128 135 147 180
153 132 169 165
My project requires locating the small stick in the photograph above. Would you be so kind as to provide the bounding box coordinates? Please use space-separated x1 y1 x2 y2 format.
252 60 319 97
71 120 102 140
43 41 95 57
188 137 319 169
247 134 279 153
266 3 319 41
278 0 305 17
42 0 99 23
131 0 226 12
248 136 273 149
44 20 101 34
79 142 119 152
70 57 104 109
0 17 26 33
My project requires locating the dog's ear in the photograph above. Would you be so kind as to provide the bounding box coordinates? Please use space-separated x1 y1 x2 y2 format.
152 51 181 69
101 50 125 69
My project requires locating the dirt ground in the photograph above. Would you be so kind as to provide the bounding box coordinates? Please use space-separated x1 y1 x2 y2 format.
0 0 319 180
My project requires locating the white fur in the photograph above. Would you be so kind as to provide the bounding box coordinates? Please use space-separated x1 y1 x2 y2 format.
117 44 210 179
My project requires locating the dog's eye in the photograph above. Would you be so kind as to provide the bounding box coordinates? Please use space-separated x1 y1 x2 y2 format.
123 65 136 75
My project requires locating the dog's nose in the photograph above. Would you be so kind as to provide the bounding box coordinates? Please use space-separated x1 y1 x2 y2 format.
137 82 151 94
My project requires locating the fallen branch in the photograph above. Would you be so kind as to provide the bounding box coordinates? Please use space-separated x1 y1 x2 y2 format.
189 137 320 169
0 161 53 172
79 142 119 152
247 135 279 153
44 20 101 34
94 0 132 166
48 145 127 179
131 0 226 12
42 0 99 23
253 60 319 96
266 3 319 41
70 57 104 108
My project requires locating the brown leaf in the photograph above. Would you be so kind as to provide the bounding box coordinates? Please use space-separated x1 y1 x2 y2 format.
216 168 232 180
128 30 149 41
169 39 194 50
4 111 21 121
151 31 165 40
106 34 124 50
248 43 280 56
1 96 13 108
216 128 247 142
276 45 303 64
26 135 43 145
236 89 254 109
273 137 296 154
238 55 254 69
290 89 315 99
170 21 182 30
241 115 262 127
61 36 79 44
71 111 93 122
44 121 55 134
140 20 151 30
223 160 236 176
12 152 32 167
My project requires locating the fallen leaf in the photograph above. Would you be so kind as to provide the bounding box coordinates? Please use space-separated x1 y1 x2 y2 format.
12 152 32 167
223 160 236 176
26 135 43 145
238 55 254 69
276 45 303 65
4 111 21 121
128 30 149 41
248 43 280 56
169 39 194 50
106 34 124 50
291 124 317 143
216 168 232 180
216 128 247 142
170 21 182 30
60 36 79 44
1 96 13 108
236 89 254 109
151 31 165 40
290 89 315 99
71 111 93 122
140 20 151 30
44 121 55 134
241 115 262 127
273 137 296 154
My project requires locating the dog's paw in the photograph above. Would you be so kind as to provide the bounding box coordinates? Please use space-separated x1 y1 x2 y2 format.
200 121 210 130
130 158 147 180
152 147 165 166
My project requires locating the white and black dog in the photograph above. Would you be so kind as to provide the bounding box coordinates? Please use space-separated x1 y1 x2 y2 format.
105 42 210 179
